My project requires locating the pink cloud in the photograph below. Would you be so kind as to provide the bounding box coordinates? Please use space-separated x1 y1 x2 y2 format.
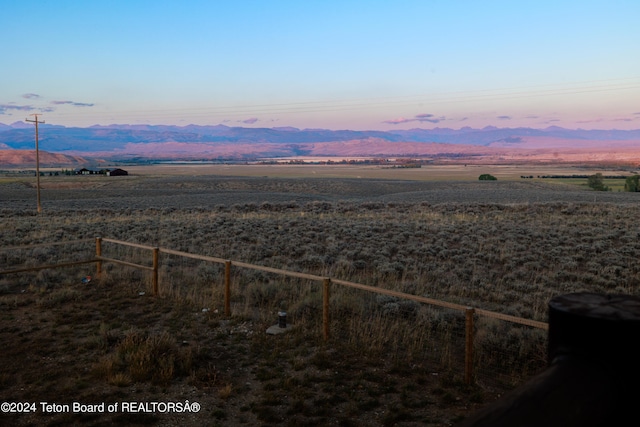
241 117 259 124
613 116 640 122
383 113 445 125
383 117 413 124
576 118 604 124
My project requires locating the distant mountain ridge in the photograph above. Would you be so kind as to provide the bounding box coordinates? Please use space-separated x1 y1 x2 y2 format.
391 126 640 144
2 122 640 151
1 122 639 162
0 122 403 152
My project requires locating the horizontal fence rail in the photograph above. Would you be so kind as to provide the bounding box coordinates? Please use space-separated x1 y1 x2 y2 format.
0 237 550 385
0 238 95 252
0 238 97 275
100 237 157 251
475 308 548 330
95 256 155 272
0 259 97 275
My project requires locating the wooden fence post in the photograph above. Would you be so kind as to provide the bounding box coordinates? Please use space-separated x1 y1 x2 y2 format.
224 260 231 317
323 278 331 341
465 307 475 385
95 237 102 278
152 247 159 295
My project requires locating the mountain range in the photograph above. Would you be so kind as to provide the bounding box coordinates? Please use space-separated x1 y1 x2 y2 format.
1 122 639 164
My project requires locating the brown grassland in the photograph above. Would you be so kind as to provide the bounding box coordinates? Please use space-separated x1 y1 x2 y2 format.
1 163 639 426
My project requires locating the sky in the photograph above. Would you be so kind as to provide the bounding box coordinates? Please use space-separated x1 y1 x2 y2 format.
1 0 639 131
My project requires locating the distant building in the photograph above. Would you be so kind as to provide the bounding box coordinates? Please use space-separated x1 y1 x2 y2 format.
74 167 100 175
105 168 128 176
74 167 128 176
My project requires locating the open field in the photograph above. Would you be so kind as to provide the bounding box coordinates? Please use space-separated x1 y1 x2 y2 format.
1 163 639 212
1 165 640 426
122 163 639 181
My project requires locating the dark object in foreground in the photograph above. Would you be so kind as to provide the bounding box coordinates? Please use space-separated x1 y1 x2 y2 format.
457 292 640 427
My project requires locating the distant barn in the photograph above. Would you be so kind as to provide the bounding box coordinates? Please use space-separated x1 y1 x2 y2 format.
105 168 128 176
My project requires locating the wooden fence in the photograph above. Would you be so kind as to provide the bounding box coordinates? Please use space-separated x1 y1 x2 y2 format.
0 237 549 385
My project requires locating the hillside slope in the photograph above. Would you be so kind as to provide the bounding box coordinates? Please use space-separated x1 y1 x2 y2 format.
0 150 88 166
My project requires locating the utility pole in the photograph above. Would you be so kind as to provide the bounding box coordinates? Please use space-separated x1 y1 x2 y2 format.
25 114 44 213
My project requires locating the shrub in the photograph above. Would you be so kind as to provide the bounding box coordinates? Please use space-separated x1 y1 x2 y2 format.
95 330 193 386
478 174 497 181
587 173 609 191
624 175 640 192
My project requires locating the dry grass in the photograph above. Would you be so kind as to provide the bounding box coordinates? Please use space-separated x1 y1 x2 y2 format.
0 273 490 426
118 163 638 181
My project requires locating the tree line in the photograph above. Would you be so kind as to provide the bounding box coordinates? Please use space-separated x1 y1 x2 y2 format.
587 173 640 192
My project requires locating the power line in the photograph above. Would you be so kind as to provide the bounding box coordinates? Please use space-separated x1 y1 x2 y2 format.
31 76 640 124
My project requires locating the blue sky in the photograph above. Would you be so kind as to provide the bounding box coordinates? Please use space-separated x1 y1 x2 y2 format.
1 0 639 130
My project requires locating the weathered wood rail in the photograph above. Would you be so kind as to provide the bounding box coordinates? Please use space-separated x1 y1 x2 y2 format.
1 237 549 385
